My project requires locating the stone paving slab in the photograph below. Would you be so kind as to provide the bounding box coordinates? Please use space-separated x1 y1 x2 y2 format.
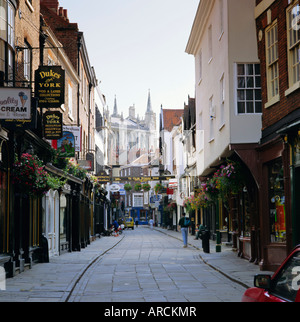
0 226 274 302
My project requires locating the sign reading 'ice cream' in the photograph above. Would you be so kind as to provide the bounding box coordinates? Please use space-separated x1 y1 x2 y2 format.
0 88 31 120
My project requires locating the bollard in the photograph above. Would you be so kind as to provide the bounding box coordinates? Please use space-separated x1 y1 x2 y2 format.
202 230 210 254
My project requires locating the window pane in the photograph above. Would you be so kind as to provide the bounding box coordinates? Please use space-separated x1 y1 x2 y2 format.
255 64 261 75
246 64 254 75
237 64 245 75
237 90 245 101
238 102 245 114
238 77 245 88
255 76 261 88
255 102 262 113
246 77 254 88
246 102 254 113
246 90 253 100
255 89 262 101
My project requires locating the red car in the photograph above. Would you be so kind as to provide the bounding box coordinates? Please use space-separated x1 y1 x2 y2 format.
242 245 300 302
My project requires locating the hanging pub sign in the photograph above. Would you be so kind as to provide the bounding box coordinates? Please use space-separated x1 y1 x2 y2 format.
43 111 63 140
57 131 76 158
35 66 65 108
0 88 31 119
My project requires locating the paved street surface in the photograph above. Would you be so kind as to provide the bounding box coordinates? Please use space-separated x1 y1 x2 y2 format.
0 226 274 303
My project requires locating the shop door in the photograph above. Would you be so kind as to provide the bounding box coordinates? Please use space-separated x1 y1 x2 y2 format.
45 190 60 257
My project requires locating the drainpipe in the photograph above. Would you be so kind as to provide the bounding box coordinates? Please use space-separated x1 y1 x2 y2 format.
77 36 82 160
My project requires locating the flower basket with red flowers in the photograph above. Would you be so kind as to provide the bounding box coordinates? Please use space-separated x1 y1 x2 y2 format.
12 153 50 197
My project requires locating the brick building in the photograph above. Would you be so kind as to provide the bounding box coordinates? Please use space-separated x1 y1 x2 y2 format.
255 0 300 270
40 0 98 168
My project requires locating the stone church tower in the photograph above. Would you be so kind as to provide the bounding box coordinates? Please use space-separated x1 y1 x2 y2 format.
108 91 157 166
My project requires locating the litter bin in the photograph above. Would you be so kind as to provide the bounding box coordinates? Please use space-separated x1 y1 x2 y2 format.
202 230 210 254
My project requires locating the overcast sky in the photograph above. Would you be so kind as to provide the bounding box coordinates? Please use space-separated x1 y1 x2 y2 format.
59 0 199 119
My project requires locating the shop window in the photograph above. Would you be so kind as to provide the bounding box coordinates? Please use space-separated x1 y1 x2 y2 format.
240 188 251 237
269 159 286 243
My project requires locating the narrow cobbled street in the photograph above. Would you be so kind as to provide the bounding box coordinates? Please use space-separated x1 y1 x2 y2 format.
0 227 246 302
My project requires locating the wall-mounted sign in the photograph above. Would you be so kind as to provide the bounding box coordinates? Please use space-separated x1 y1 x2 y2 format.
43 111 63 140
0 97 37 130
35 66 65 108
0 88 31 120
57 131 75 158
110 184 120 192
78 160 92 171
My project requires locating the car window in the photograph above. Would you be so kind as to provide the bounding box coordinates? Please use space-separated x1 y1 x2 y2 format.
270 251 300 302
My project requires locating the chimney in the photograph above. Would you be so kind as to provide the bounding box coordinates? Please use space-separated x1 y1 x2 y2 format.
58 6 69 21
40 0 59 14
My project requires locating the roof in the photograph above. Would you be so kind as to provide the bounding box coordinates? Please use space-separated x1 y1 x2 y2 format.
162 109 184 132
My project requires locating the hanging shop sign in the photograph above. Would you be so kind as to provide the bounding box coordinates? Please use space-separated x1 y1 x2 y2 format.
43 111 63 140
57 131 76 158
97 170 111 184
35 66 65 108
0 88 31 120
63 126 81 152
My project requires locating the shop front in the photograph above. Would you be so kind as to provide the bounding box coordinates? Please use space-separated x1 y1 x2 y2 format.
291 131 300 247
257 136 291 271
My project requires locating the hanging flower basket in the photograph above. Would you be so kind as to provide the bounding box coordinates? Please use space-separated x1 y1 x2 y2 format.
142 183 151 192
183 196 193 214
154 183 163 195
202 160 244 205
12 153 50 197
134 183 142 192
202 176 220 203
124 183 132 192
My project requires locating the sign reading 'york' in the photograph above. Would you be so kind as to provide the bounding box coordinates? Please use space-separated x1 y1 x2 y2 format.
35 66 65 108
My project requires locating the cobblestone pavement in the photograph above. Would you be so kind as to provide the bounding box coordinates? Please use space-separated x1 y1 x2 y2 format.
0 226 274 302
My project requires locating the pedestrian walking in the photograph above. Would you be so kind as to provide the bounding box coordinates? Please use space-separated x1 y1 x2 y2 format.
149 218 154 230
179 214 192 248
135 217 139 228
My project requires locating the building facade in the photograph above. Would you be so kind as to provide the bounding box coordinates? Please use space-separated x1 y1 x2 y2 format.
255 0 300 270
186 0 263 261
0 0 108 277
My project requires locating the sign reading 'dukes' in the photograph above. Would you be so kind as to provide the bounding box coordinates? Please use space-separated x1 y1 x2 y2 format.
43 111 63 140
35 66 65 108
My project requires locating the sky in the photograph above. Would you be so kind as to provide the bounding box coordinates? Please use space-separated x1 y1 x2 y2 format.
59 0 199 120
